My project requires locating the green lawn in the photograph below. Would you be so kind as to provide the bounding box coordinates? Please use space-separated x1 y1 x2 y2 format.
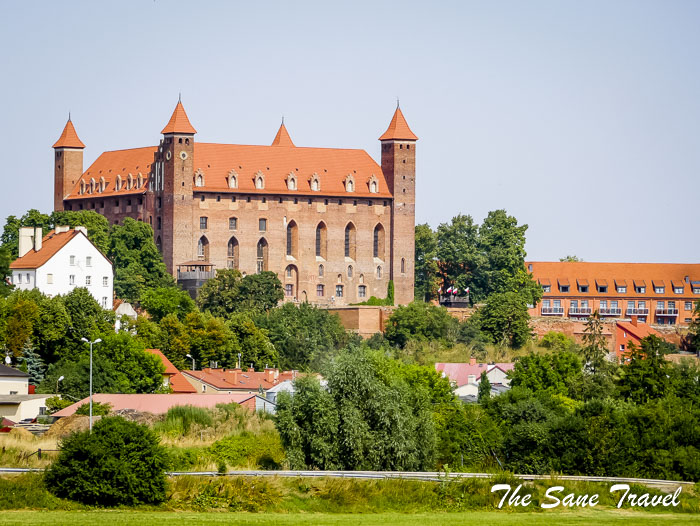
0 510 698 526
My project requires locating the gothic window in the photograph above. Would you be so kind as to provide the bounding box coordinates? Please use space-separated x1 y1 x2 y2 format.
318 264 324 277
401 258 406 274
286 220 298 258
310 174 320 191
195 173 204 187
373 223 385 259
358 285 367 298
344 223 356 260
347 265 353 278
156 236 162 252
197 236 209 261
344 175 355 193
137 174 143 188
229 217 237 230
370 180 378 193
377 266 382 279
228 170 238 188
256 238 268 273
227 237 239 269
89 178 95 194
287 173 297 191
116 175 122 191
80 180 85 194
255 172 265 189
315 222 327 259
99 176 106 192
317 284 324 297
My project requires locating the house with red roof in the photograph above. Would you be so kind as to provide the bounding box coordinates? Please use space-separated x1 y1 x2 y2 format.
10 226 113 309
181 367 297 395
615 316 666 362
435 358 514 399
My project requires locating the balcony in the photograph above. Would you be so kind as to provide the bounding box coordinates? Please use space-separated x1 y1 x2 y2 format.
541 307 564 316
626 308 649 316
569 307 592 316
656 308 679 316
599 308 622 316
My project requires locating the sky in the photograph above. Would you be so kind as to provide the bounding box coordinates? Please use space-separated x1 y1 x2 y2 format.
1 0 699 263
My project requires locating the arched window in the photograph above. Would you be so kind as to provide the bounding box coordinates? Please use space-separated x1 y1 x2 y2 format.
377 266 382 279
227 237 239 269
80 180 85 194
127 174 134 190
197 236 209 261
310 174 320 191
137 174 143 188
284 265 298 299
256 238 268 273
89 178 95 194
344 223 356 260
228 170 238 188
255 172 265 189
315 222 327 259
115 175 122 191
373 224 385 259
359 274 364 284
401 258 406 274
318 264 324 277
100 176 106 192
195 174 204 187
347 265 353 278
286 220 298 258
345 175 355 192
370 180 378 193
156 236 162 253
287 174 297 191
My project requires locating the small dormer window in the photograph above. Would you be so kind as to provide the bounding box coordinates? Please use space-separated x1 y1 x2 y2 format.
89 178 95 194
287 173 297 191
127 174 133 190
368 175 379 194
80 180 86 194
255 171 265 189
344 175 355 193
115 175 122 191
228 170 238 189
137 174 143 188
310 174 320 191
100 177 106 192
194 169 204 187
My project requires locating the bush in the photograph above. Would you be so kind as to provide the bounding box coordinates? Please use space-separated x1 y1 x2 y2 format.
209 431 285 469
44 416 167 506
74 401 111 416
155 405 214 436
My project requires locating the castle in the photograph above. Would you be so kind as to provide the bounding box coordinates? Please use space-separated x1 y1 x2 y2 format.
52 101 417 305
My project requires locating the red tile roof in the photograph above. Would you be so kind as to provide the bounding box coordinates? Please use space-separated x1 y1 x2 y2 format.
65 143 391 199
528 261 700 300
10 229 80 269
379 107 418 141
53 393 257 417
170 372 197 393
271 122 295 147
617 321 662 341
184 368 295 391
145 349 178 375
435 362 513 387
161 101 197 135
53 119 85 149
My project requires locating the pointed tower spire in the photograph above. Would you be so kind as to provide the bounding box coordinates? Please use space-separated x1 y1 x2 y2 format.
271 120 295 147
379 106 418 141
161 100 197 135
53 118 85 148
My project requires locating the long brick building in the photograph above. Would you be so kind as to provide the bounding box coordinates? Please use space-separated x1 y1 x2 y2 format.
52 101 417 305
527 261 700 326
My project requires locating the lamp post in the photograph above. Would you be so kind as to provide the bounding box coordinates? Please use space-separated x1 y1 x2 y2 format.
81 337 102 432
186 354 195 371
56 375 64 395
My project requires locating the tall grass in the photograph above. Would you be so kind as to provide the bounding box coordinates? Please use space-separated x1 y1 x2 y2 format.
153 405 213 437
0 434 60 469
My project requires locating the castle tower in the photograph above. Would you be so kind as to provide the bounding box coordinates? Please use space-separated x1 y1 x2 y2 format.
271 120 295 147
53 117 85 211
380 105 417 305
159 100 196 273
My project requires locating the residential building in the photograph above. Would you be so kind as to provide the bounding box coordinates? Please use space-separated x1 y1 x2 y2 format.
527 261 700 326
181 367 296 395
53 101 417 305
145 349 179 389
615 316 667 362
0 365 52 421
435 359 514 398
9 226 113 309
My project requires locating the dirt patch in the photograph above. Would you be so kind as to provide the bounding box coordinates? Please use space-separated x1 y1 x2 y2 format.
112 409 159 426
44 414 92 438
8 427 35 440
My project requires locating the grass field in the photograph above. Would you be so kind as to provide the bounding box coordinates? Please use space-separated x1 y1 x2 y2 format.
0 510 697 526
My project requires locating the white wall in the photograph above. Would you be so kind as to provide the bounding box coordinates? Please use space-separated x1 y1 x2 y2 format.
0 377 29 396
486 367 511 386
12 232 113 309
0 396 51 421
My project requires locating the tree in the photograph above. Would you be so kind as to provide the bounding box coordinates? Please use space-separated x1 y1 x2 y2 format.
436 214 481 297
0 246 12 297
414 224 439 301
44 416 167 506
197 269 283 316
0 210 51 258
383 302 459 349
183 311 236 368
157 314 191 371
478 370 491 402
477 291 532 348
227 313 278 370
108 218 174 303
19 341 45 385
49 210 110 253
141 286 195 322
618 335 673 404
539 331 578 353
559 255 582 262
682 300 700 354
386 280 395 306
509 352 582 396
258 302 346 370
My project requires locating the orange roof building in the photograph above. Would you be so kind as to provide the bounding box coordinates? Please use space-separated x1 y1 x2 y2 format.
615 317 665 362
53 101 418 305
181 367 297 394
527 261 700 327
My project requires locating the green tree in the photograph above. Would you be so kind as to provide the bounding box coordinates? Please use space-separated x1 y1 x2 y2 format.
386 280 395 306
509 352 582 396
49 210 110 253
477 291 532 348
436 214 481 296
19 341 45 385
383 302 459 349
183 311 236 368
197 269 283 316
157 314 191 371
44 416 167 506
258 302 346 370
618 335 673 404
682 300 700 354
559 255 582 262
236 271 284 313
2 294 39 357
0 246 12 297
108 218 174 303
539 331 578 353
141 286 195 322
227 313 278 370
0 210 51 258
478 370 491 402
414 223 439 301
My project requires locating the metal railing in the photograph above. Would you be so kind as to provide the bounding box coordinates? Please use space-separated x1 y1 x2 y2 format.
177 270 215 281
626 308 649 315
656 308 679 316
568 307 592 316
599 308 621 316
541 307 564 315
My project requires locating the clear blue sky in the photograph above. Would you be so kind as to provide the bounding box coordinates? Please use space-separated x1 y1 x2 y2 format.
1 0 698 262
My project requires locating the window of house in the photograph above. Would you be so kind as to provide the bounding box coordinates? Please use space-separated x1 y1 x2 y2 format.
401 258 406 274
373 224 385 259
16 274 22 284
627 300 634 312
316 223 327 258
685 301 693 311
611 300 618 310
542 285 551 292
347 265 353 278
157 217 162 230
559 285 569 293
344 223 356 259
376 266 382 279
654 286 664 294
317 284 324 297
69 275 75 285
45 273 53 284
335 285 344 297
86 256 92 267
197 237 209 261
694 287 700 294
635 286 645 293
318 264 324 277
286 221 298 257
285 284 293 297
70 255 75 266
200 217 208 230
674 286 683 294
229 217 237 230
578 285 588 293
103 276 108 287
358 285 367 298
259 218 267 232
553 299 561 310
668 301 676 312
600 300 608 310
617 286 627 293
102 297 108 308
542 299 551 308
256 238 268 273
85 276 91 286
597 285 607 293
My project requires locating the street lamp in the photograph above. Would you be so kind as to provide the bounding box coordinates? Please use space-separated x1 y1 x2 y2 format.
186 354 195 371
81 337 102 432
56 375 64 395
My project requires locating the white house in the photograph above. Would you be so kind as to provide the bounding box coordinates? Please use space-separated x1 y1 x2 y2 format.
10 226 113 309
0 364 52 422
435 359 515 398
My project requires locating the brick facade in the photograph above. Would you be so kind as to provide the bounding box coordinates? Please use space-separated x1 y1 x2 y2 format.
54 103 417 305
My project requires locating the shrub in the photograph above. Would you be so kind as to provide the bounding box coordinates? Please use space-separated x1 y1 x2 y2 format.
155 405 213 436
74 401 112 416
209 431 285 469
44 416 167 506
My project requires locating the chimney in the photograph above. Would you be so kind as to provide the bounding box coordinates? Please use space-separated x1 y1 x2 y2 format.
74 226 88 236
18 227 34 257
469 357 476 366
265 368 278 383
55 225 70 233
33 227 42 252
630 315 638 327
